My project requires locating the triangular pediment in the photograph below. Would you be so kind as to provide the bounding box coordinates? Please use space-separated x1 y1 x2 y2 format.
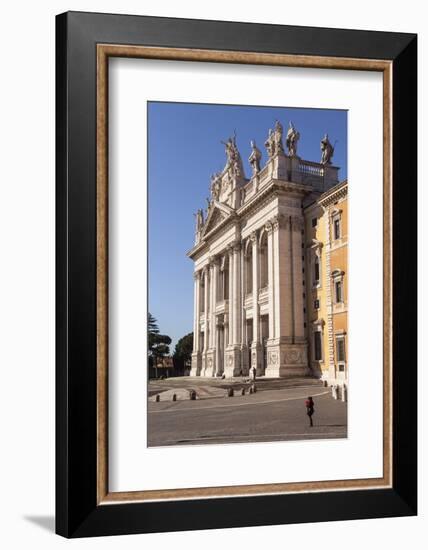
202 201 234 236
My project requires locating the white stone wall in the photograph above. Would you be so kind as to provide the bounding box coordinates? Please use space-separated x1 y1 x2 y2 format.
189 152 338 378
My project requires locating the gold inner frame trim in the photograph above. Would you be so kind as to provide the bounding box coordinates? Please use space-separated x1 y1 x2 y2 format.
96 43 393 505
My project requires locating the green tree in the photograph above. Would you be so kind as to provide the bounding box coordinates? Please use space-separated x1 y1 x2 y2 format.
173 332 194 375
148 313 171 375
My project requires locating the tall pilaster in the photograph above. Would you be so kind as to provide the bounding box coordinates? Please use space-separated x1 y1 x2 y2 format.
240 244 249 375
199 266 209 375
227 246 234 346
203 267 209 352
266 221 275 340
232 243 241 345
273 216 293 339
291 215 306 342
204 259 217 376
266 215 309 377
225 242 242 377
251 231 262 374
190 271 202 376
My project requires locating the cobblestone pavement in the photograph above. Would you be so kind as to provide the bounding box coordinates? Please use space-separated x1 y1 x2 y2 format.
147 380 347 447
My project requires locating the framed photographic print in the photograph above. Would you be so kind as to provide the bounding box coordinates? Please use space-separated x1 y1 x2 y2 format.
56 11 417 538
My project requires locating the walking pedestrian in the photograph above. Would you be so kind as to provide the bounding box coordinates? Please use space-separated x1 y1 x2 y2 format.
305 396 315 427
251 366 256 381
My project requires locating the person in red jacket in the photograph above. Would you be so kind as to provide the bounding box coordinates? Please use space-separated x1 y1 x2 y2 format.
305 396 315 427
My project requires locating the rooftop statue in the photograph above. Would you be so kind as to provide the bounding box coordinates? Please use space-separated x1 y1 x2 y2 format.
210 172 221 200
221 133 244 177
274 120 284 154
264 128 275 158
286 121 300 157
320 133 335 165
194 208 204 233
248 140 262 175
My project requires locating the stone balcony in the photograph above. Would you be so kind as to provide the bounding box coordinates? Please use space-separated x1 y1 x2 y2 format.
241 154 339 205
215 299 229 314
258 286 269 303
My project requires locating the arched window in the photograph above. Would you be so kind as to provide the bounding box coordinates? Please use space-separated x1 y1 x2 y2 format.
259 232 268 288
245 244 253 295
313 255 320 286
200 274 205 312
223 257 229 300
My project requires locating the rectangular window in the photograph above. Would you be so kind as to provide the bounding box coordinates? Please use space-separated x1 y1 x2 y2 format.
312 217 317 228
314 299 320 310
314 331 322 361
336 337 346 362
335 280 342 303
314 259 320 284
334 218 340 240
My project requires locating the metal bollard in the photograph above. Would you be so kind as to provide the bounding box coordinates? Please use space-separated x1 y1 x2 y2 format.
252 384 257 393
241 388 246 396
249 387 253 394
190 390 196 400
172 393 177 401
227 388 234 397
155 394 160 402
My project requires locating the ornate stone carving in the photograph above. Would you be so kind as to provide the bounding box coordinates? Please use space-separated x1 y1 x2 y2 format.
265 220 273 234
210 172 222 200
271 214 289 230
284 348 302 364
291 215 304 231
194 208 204 232
268 351 278 365
264 128 275 158
264 120 285 158
221 133 244 177
273 120 284 154
286 121 300 157
320 133 335 165
248 140 262 175
250 231 257 243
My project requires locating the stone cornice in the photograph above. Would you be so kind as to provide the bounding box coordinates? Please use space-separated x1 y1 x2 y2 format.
319 179 348 207
187 178 311 259
237 179 309 219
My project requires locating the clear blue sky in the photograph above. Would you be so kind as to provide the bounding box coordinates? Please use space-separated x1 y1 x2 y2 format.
148 102 347 349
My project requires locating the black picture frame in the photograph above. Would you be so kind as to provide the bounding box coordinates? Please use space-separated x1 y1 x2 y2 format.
56 11 417 538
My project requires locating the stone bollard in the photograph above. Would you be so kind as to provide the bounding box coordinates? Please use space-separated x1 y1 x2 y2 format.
332 385 339 400
227 388 234 397
155 394 160 402
241 388 246 396
341 385 347 402
190 390 196 400
172 393 177 402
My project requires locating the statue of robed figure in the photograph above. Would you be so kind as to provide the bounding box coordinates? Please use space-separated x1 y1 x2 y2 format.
248 140 262 175
320 133 335 165
286 121 300 157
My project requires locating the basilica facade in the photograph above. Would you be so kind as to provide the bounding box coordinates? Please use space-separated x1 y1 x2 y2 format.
188 121 347 385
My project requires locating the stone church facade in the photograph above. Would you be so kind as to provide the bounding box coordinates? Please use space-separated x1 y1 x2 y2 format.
188 121 347 384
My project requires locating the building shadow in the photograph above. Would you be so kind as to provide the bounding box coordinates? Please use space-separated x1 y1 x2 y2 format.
24 515 55 533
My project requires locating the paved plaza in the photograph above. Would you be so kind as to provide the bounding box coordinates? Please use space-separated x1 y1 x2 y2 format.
147 377 347 447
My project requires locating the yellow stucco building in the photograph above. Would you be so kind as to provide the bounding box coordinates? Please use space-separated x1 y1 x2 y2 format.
304 180 348 388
